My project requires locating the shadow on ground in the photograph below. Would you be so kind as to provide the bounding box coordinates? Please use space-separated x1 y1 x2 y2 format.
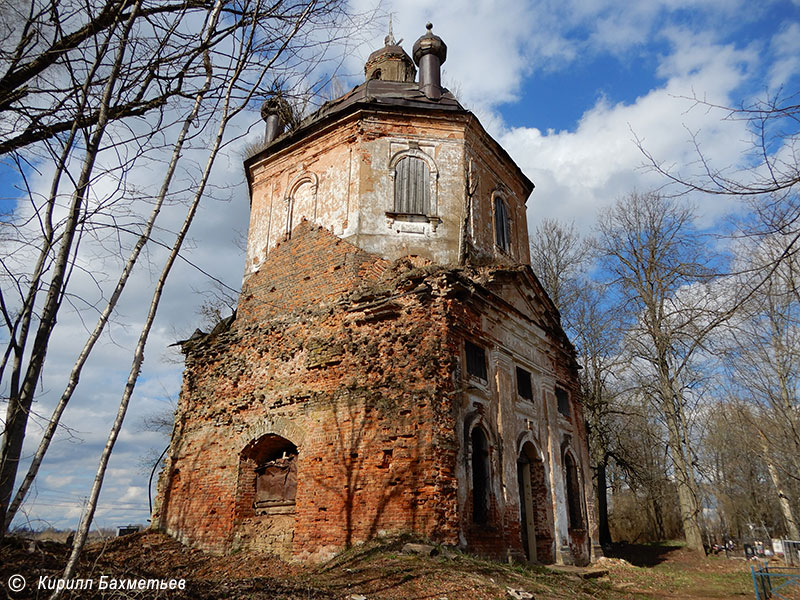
605 541 689 567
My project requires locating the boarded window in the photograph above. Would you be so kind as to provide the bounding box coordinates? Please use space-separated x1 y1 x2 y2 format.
516 367 533 401
556 387 570 417
465 341 487 381
471 427 490 524
240 434 299 512
494 196 510 251
394 156 430 214
255 452 297 508
564 452 584 529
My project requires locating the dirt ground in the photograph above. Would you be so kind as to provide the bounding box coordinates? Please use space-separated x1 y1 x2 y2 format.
0 531 760 599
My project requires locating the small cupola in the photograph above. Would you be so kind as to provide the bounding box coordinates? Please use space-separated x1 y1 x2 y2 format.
364 21 416 83
260 95 292 145
413 23 447 100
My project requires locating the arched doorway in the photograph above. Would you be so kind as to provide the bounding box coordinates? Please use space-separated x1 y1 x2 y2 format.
236 434 298 519
471 426 490 524
233 433 299 558
564 450 584 530
517 441 554 563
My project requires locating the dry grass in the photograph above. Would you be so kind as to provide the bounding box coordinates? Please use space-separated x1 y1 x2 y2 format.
1 531 759 599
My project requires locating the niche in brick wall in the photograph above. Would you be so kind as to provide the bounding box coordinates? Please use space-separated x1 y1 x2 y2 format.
236 434 298 518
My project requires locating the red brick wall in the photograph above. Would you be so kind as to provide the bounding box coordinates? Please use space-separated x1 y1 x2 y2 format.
154 225 591 563
529 458 555 563
238 219 390 322
155 230 466 558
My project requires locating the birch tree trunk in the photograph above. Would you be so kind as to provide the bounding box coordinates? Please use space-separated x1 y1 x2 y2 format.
0 1 133 534
53 3 320 591
3 17 217 530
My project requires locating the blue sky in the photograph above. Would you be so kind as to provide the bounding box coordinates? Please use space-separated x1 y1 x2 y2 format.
2 0 799 531
509 3 796 133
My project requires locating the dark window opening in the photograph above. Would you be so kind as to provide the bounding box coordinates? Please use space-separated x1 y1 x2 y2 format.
465 341 487 381
394 156 430 215
371 68 381 80
516 367 533 401
494 196 510 252
556 387 570 417
471 427 490 524
565 452 584 529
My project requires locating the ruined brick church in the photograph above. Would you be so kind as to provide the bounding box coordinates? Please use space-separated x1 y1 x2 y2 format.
153 24 599 566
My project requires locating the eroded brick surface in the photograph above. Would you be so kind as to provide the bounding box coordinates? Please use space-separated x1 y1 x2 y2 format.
154 225 597 564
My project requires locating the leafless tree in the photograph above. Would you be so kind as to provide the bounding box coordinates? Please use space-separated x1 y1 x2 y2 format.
48 0 361 591
529 218 590 322
608 392 683 543
595 191 729 553
638 90 800 542
0 0 356 543
702 400 794 541
718 234 800 539
640 91 800 286
570 283 627 547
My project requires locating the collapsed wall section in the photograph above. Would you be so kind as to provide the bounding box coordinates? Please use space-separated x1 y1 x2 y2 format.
153 223 463 560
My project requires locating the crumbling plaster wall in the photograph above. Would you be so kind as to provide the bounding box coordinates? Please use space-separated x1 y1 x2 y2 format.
350 111 466 263
446 270 595 565
245 116 361 279
246 110 524 279
463 121 532 265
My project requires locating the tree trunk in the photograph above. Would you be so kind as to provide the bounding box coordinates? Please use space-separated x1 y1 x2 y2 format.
663 404 704 551
3 43 214 530
0 2 129 536
595 454 611 546
760 435 800 539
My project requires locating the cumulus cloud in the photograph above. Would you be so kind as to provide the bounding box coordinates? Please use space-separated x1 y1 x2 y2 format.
501 30 759 232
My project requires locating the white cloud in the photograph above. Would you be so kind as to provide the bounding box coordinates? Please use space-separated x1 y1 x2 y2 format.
500 27 760 233
43 475 75 488
119 486 147 504
768 22 800 89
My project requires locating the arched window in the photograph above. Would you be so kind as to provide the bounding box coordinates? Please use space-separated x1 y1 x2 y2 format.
240 434 298 512
564 452 584 529
394 156 430 215
471 427 490 524
494 195 510 252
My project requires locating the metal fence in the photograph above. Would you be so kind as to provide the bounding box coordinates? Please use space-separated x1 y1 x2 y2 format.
784 541 800 567
751 562 800 599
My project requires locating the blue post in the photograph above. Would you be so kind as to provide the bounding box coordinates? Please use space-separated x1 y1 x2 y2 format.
764 560 771 597
752 564 761 600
